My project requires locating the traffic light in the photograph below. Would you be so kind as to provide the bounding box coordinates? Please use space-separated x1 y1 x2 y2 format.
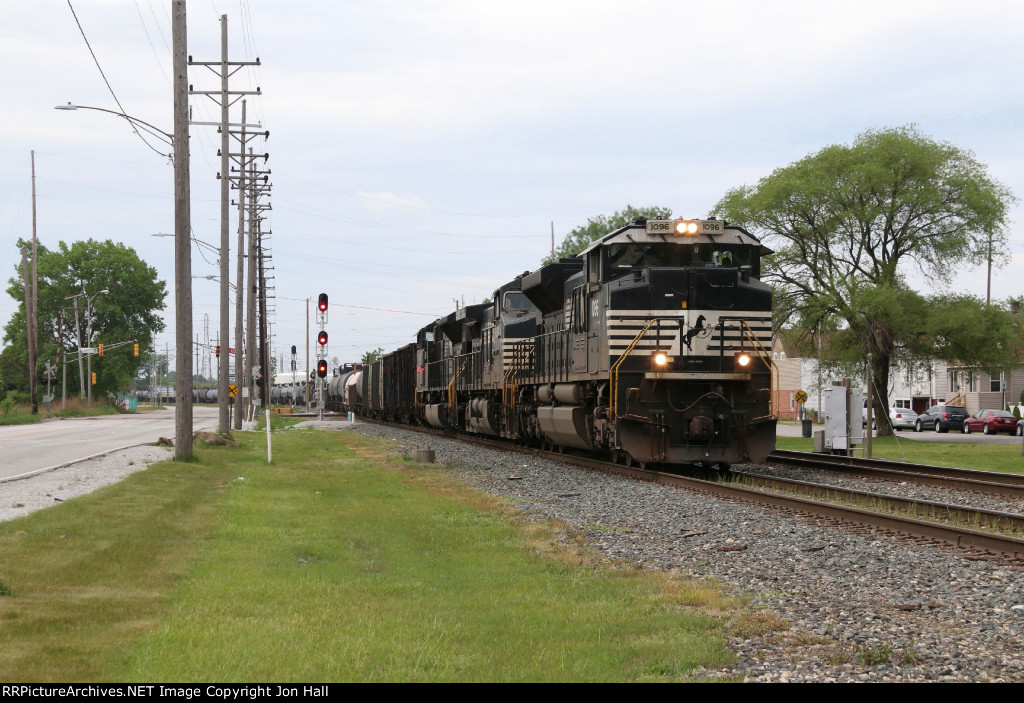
133 343 139 357
318 293 328 312
91 372 96 385
215 345 221 358
317 330 328 346
317 360 327 378
98 343 104 357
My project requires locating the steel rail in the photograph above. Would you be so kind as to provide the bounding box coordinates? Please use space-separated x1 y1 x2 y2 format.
769 449 1024 499
735 469 1024 534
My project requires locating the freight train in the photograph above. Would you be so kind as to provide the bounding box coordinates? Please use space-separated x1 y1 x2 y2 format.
327 217 777 469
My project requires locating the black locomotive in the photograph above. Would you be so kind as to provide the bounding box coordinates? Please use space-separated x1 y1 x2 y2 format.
327 217 777 469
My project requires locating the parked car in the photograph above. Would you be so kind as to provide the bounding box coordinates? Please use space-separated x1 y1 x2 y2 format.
914 404 968 433
887 408 919 431
862 407 919 431
962 409 1019 435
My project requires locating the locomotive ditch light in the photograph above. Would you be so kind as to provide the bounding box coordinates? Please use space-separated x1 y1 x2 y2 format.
654 352 669 366
736 352 752 368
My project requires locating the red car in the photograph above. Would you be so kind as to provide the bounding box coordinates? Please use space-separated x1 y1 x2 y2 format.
961 409 1019 435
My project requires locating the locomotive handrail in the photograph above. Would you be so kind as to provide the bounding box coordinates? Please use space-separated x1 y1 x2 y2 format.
502 344 534 412
609 319 656 419
738 319 778 420
448 357 469 408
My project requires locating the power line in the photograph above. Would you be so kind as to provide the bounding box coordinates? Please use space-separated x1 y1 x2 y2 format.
66 0 170 159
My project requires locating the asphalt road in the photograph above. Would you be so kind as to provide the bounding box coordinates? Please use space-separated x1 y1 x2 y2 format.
0 406 219 481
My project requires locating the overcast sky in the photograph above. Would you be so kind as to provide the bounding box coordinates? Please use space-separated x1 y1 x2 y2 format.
2 0 1022 379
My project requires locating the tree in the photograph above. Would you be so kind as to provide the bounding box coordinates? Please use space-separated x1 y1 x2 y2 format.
361 347 385 364
4 239 167 400
714 125 1020 435
544 205 674 264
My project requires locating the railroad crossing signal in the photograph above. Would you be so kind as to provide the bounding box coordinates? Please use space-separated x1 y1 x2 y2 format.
44 361 57 379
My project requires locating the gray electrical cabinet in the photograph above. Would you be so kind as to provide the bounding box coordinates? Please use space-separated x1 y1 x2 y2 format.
821 384 864 455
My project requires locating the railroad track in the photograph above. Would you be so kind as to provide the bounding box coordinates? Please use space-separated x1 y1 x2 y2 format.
346 417 1024 562
767 448 1024 499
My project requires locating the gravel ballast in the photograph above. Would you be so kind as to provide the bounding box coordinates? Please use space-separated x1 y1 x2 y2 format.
323 420 1024 683
6 423 1024 682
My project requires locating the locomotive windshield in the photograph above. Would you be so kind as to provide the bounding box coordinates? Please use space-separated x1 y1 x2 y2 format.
603 243 759 279
503 291 535 312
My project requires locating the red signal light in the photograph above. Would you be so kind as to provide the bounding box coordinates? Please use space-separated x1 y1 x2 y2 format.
318 293 328 312
317 360 328 378
318 330 328 346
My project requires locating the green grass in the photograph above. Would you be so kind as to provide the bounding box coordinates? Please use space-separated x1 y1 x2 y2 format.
776 435 1024 474
0 429 757 682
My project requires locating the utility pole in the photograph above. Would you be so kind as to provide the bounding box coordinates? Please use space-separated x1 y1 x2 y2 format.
173 0 193 459
71 295 84 397
245 149 258 421
189 15 261 435
232 100 248 430
29 151 39 414
20 247 36 412
226 104 268 426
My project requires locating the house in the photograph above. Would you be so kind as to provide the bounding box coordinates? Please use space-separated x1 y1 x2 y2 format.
767 331 1022 419
944 366 1024 415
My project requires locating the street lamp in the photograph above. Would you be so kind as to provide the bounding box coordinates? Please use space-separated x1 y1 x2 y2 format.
84 288 108 406
55 103 172 159
193 274 236 291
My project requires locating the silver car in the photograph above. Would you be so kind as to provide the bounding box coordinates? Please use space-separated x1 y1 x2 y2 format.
887 407 918 431
863 407 918 431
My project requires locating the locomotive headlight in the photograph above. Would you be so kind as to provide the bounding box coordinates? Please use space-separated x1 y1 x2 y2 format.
736 353 751 367
674 220 699 235
654 352 669 366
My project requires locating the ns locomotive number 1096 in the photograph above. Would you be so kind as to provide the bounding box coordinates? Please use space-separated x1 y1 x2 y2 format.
328 217 777 469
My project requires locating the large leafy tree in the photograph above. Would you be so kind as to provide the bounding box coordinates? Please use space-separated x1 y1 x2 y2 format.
544 205 673 264
4 239 166 400
714 126 1020 434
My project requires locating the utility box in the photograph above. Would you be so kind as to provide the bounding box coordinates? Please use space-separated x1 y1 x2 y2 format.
812 429 825 453
821 384 864 455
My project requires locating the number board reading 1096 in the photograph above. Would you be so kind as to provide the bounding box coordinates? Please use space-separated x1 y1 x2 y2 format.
645 219 725 236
